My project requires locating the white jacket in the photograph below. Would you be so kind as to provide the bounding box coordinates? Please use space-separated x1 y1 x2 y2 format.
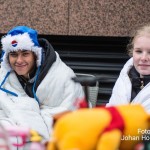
0 52 84 148
107 57 150 113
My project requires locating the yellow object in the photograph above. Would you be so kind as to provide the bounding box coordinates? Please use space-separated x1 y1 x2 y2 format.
30 130 42 142
47 105 150 150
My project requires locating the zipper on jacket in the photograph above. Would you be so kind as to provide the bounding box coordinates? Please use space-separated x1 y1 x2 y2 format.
140 79 144 89
24 83 27 90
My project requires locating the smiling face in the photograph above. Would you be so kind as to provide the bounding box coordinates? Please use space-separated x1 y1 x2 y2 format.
8 50 36 78
133 36 150 76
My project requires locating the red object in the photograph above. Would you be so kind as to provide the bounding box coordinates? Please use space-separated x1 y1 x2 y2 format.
101 107 125 134
73 97 88 109
11 40 18 47
11 40 17 44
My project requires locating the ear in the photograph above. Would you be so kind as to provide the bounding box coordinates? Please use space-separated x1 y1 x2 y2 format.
52 111 71 125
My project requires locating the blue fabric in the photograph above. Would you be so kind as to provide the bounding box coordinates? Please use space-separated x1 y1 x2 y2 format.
7 26 39 47
0 50 5 62
32 66 41 105
0 68 41 103
0 71 18 97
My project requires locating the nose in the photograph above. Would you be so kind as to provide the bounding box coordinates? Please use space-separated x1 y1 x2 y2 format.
16 55 23 63
141 53 149 61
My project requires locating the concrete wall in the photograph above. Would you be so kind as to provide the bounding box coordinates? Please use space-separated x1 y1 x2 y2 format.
1 0 150 36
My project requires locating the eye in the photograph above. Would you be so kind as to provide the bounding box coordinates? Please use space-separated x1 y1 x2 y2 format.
22 52 30 57
9 52 18 57
134 49 142 53
136 50 142 53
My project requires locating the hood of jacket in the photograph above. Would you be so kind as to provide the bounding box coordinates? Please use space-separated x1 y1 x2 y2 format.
35 38 56 89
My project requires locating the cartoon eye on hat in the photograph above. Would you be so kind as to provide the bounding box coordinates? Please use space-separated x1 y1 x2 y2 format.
11 40 18 47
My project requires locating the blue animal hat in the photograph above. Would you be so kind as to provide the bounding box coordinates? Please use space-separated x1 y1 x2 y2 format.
1 26 42 71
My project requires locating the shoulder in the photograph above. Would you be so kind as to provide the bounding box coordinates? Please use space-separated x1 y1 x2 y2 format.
0 68 9 78
120 57 133 75
52 52 75 76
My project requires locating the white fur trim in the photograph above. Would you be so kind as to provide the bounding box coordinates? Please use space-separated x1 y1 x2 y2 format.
2 33 34 52
1 53 11 71
1 33 42 71
31 46 42 67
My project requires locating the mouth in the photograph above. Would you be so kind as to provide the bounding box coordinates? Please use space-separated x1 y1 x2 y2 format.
138 64 150 67
15 64 27 70
15 64 27 67
138 64 150 70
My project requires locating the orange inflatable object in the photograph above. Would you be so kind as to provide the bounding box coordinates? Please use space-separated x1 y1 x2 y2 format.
47 105 150 150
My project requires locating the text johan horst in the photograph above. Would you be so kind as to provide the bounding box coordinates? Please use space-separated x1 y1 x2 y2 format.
121 129 150 141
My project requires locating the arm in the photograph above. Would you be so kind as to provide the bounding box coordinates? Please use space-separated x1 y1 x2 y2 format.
0 93 50 139
106 74 131 107
40 68 84 115
40 75 84 134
